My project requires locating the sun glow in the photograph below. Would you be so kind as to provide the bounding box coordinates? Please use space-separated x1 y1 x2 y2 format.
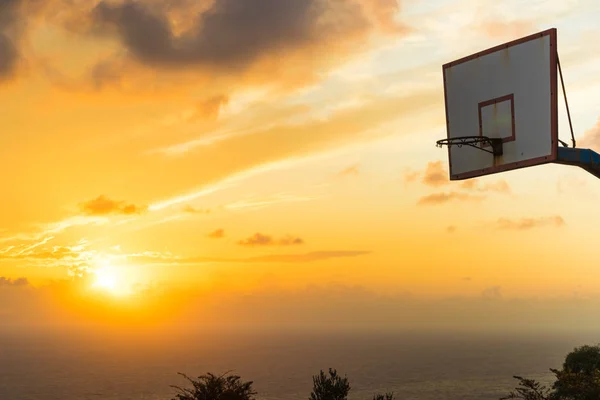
92 264 131 296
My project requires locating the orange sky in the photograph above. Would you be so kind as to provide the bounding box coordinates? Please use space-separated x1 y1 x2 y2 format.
3 0 600 331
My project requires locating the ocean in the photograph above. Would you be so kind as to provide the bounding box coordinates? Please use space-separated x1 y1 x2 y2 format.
0 328 593 400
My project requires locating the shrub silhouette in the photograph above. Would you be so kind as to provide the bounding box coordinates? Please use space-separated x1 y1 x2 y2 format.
372 393 395 400
309 368 351 400
170 372 256 400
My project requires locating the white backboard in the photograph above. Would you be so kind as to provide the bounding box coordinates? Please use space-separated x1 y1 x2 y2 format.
442 28 558 180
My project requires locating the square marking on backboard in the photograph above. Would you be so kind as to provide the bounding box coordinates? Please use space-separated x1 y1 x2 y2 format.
478 94 515 145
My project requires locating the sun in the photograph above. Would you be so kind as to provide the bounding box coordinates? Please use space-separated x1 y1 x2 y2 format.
92 265 130 296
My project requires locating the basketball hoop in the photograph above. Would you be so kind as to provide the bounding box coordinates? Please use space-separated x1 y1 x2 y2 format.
436 136 503 156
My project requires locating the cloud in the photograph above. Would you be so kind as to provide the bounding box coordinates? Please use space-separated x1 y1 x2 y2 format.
0 277 29 287
127 250 370 265
208 229 225 239
557 175 589 196
241 251 367 263
495 216 565 231
165 251 369 264
482 285 502 300
182 205 210 214
338 164 360 177
459 179 511 194
417 192 484 206
79 195 147 216
411 163 510 193
90 0 407 69
14 246 81 260
238 233 304 247
446 225 457 234
0 0 23 80
402 168 420 184
578 117 600 151
476 19 535 40
147 88 440 211
421 161 448 187
224 194 317 211
0 241 96 278
189 95 230 121
278 235 305 246
238 233 272 246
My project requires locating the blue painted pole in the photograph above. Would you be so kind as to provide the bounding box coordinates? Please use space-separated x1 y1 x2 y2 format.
556 147 600 178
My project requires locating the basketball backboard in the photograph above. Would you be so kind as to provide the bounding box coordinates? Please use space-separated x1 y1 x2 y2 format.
441 28 558 180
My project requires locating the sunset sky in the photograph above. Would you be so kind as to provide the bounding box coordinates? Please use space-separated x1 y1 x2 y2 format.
3 0 600 332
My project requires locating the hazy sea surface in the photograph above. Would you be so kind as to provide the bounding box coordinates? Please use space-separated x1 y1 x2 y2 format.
0 328 594 400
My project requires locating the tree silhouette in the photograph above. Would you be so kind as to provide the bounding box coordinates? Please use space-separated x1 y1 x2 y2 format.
309 368 351 400
170 371 256 400
372 393 395 400
501 344 600 400
500 375 552 400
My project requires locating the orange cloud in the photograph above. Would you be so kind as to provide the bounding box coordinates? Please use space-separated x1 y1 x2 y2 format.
190 95 230 121
402 168 420 184
417 192 484 206
238 233 304 247
460 179 511 194
79 195 147 216
421 161 448 187
338 164 360 177
495 216 565 231
416 163 510 194
208 229 225 239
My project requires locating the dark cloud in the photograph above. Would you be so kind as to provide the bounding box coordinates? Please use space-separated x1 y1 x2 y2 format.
495 216 565 231
0 0 22 80
0 276 29 287
238 233 304 247
91 0 334 67
89 0 406 80
79 195 147 216
278 235 305 246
